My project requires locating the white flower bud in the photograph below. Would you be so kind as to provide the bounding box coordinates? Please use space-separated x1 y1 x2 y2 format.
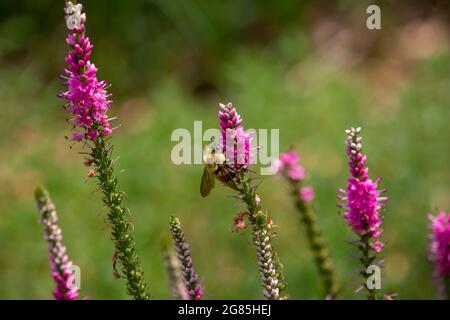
65 2 86 30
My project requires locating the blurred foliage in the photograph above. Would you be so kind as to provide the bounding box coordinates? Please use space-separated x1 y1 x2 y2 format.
0 0 449 299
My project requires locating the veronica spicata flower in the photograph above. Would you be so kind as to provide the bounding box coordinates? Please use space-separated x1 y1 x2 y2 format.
200 102 285 300
57 2 150 300
299 186 315 203
338 127 387 299
59 1 112 141
278 150 305 181
35 187 79 300
429 211 450 299
217 102 255 170
338 127 387 253
277 149 316 203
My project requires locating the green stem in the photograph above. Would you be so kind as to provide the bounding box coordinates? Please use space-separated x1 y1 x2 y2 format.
90 137 150 300
239 174 285 300
290 182 339 298
359 233 379 300
442 275 450 300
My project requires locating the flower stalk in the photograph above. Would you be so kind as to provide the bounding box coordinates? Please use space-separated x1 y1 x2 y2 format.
90 138 151 299
169 216 203 300
34 186 79 300
338 127 387 300
239 174 285 300
293 197 339 298
278 150 339 298
59 2 150 300
211 102 285 300
357 233 378 300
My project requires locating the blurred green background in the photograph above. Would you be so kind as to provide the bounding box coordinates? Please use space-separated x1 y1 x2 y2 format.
0 0 449 299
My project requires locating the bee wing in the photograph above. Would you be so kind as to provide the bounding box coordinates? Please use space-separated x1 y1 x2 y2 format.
200 166 215 197
219 166 239 191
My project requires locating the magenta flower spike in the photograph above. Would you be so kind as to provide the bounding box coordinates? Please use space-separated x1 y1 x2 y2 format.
299 186 315 203
429 211 450 299
338 127 387 253
338 127 387 299
58 2 150 300
217 102 255 170
218 102 242 130
35 187 79 300
278 150 305 182
59 2 112 142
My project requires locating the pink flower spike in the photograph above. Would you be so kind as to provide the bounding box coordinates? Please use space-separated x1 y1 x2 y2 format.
280 151 299 169
277 149 306 182
338 127 389 299
339 127 387 253
429 211 450 277
371 240 384 253
299 186 315 203
218 102 242 131
59 1 112 142
287 165 305 182
70 131 84 141
217 103 256 170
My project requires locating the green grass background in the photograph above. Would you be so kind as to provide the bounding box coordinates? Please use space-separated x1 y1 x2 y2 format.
0 0 449 299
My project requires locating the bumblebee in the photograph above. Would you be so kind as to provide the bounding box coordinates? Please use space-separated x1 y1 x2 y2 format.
200 146 238 197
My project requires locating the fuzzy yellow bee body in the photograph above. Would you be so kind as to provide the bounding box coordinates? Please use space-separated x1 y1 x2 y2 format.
200 147 238 197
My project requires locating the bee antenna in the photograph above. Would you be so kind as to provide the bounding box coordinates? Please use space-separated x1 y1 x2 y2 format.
251 179 264 190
